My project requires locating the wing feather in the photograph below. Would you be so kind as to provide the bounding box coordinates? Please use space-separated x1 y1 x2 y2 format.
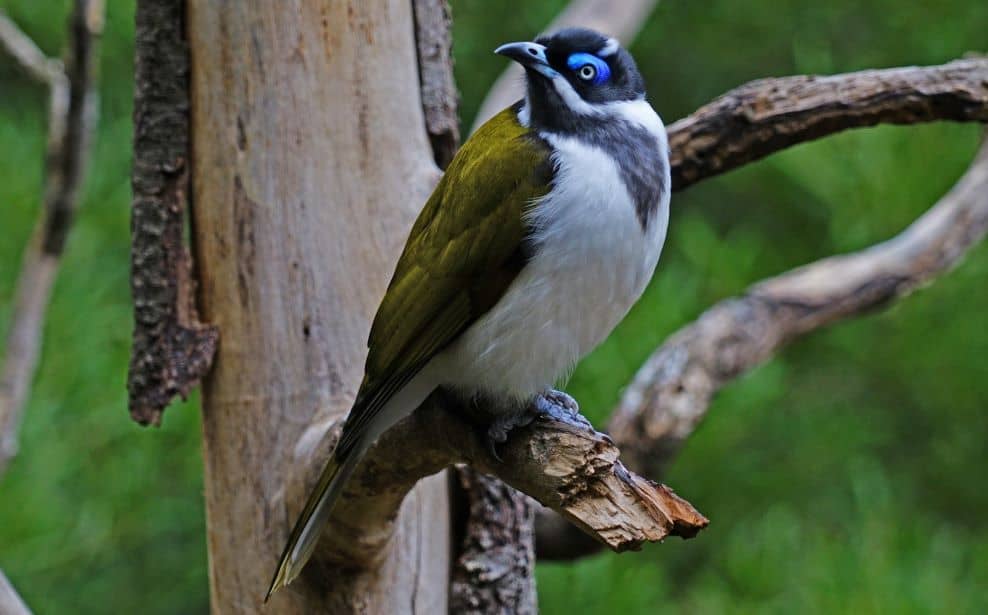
337 106 553 455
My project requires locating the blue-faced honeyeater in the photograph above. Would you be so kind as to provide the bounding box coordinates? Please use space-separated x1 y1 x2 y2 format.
267 28 671 598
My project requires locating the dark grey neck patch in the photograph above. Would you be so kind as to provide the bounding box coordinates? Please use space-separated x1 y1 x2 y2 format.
536 111 666 229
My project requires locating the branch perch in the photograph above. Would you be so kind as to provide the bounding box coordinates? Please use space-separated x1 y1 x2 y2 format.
0 0 103 473
286 392 707 577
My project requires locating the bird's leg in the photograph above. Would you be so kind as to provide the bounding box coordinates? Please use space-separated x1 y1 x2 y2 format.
485 389 587 460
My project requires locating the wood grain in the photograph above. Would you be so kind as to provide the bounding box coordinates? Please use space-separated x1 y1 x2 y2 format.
187 1 447 612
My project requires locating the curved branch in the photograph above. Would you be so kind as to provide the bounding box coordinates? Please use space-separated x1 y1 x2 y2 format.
0 0 103 474
612 136 988 479
470 0 661 131
668 58 988 191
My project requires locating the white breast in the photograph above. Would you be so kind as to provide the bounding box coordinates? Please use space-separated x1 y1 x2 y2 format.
440 104 670 402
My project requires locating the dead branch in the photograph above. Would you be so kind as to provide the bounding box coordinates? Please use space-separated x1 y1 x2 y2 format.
127 0 217 426
0 0 103 474
668 58 988 190
0 570 31 615
611 136 988 480
0 10 63 84
470 0 661 131
286 392 707 576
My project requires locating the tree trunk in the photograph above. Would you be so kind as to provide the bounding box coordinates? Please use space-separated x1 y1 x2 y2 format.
187 1 448 612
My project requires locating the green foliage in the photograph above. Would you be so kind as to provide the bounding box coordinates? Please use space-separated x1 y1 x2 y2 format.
1 1 986 613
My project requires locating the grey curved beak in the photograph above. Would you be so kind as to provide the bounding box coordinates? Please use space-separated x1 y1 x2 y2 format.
494 42 557 78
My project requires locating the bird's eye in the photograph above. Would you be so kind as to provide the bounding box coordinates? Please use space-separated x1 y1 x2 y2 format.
578 64 597 81
566 52 610 85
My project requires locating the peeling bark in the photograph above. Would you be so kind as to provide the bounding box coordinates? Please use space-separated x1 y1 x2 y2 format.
450 468 537 615
127 0 217 426
413 0 460 169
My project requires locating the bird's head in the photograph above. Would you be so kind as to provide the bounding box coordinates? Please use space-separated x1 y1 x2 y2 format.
495 28 646 132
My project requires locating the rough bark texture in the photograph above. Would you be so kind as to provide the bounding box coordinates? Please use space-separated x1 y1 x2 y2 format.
292 392 706 579
668 58 988 191
450 468 536 615
412 0 459 169
471 0 660 130
127 0 217 426
0 570 31 615
187 1 449 612
0 0 102 472
610 137 988 481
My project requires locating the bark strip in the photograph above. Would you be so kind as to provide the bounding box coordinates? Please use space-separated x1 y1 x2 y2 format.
412 0 460 169
128 0 217 426
450 468 537 615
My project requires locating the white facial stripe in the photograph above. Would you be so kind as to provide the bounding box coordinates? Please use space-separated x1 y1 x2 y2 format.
549 77 656 127
551 76 598 115
517 98 531 127
599 37 620 57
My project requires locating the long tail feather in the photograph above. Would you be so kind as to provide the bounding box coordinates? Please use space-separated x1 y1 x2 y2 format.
265 448 363 601
265 362 441 601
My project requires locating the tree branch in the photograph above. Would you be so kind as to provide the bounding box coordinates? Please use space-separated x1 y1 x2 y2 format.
287 392 707 577
611 135 988 480
668 58 988 190
0 0 103 474
470 0 661 131
0 10 63 85
127 0 217 426
0 570 31 615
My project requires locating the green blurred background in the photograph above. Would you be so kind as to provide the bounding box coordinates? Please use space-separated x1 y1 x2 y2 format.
2 0 986 612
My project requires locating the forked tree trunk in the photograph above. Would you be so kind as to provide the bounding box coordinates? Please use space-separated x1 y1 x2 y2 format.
187 1 449 612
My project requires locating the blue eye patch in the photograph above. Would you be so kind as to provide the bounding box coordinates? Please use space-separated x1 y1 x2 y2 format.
566 52 611 85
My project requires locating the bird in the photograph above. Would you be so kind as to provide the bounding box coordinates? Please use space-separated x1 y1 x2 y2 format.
266 27 671 599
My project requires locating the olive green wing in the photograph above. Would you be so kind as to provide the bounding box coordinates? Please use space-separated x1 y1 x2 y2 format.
336 107 552 455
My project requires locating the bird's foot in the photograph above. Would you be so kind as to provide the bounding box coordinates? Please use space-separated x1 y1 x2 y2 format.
486 409 538 461
484 389 586 460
